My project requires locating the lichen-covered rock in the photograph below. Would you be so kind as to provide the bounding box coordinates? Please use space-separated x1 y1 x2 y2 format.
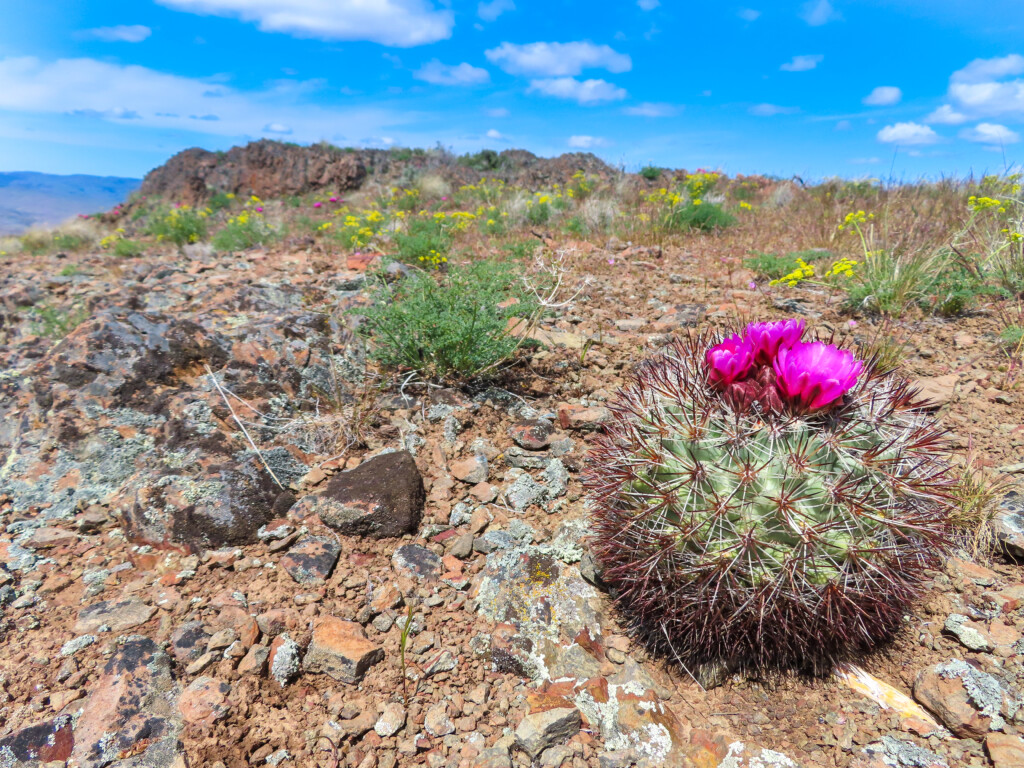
914 659 1020 738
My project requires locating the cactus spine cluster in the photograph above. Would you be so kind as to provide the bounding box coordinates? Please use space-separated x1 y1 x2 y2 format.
586 326 955 672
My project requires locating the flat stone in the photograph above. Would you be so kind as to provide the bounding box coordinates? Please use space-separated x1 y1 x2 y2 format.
424 702 454 737
449 532 475 559
24 526 79 550
421 649 457 677
505 474 546 511
914 374 958 408
451 455 488 484
914 659 1010 738
509 420 555 450
944 614 991 652
556 404 613 431
296 450 425 538
0 716 74 764
992 491 1024 560
303 616 384 684
392 543 442 581
74 599 156 634
472 749 512 768
280 534 341 585
169 621 211 662
375 702 406 737
514 707 581 759
69 635 183 768
237 644 270 675
179 676 231 726
987 733 1024 768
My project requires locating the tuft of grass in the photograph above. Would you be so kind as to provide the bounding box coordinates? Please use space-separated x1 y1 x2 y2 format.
639 165 661 181
663 201 735 232
392 218 449 269
844 248 947 317
355 258 543 383
950 449 1010 557
113 239 145 258
30 303 89 339
212 211 276 252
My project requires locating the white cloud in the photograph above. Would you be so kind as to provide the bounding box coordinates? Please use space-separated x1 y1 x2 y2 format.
780 54 823 72
527 78 627 104
738 8 760 21
76 25 152 43
413 60 490 86
623 102 679 117
0 55 412 141
485 128 507 140
960 122 1020 145
155 0 454 47
637 0 659 9
485 41 631 77
931 55 1024 121
925 104 968 125
800 0 841 26
951 54 1024 84
862 86 901 106
478 0 514 21
835 119 851 130
876 122 939 146
568 135 608 148
484 107 509 118
749 103 798 116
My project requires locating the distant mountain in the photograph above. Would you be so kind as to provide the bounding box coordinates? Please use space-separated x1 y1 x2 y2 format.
0 172 141 235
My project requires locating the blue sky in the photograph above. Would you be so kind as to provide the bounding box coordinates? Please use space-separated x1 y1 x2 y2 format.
0 0 1022 179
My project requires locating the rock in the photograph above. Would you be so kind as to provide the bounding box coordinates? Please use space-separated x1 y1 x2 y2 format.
986 733 1024 768
179 676 231 726
614 318 646 332
269 633 301 687
505 474 546 511
297 451 425 538
303 616 384 684
914 374 958 408
509 420 555 450
280 534 342 585
170 621 211 662
862 735 946 768
542 459 569 499
471 748 512 768
470 482 498 503
238 644 270 675
0 716 74 764
60 634 97 657
514 707 581 759
24 526 79 550
139 139 367 203
539 745 573 768
914 659 1016 738
943 613 992 652
992 491 1024 560
69 635 183 768
392 544 443 581
424 702 455 737
421 649 457 677
556 403 613 431
74 598 156 634
450 532 475 559
451 455 489 484
375 702 407 737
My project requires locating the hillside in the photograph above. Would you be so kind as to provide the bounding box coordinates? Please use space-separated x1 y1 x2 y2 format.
1 143 1024 768
0 171 140 235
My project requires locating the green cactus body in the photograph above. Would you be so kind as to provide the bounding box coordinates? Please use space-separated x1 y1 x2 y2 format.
587 333 954 672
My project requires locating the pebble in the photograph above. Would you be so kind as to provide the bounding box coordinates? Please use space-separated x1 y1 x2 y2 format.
375 702 407 737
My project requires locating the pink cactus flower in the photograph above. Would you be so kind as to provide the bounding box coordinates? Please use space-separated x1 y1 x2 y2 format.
706 334 754 389
329 196 338 203
255 206 263 213
773 341 863 412
313 201 322 208
745 319 805 366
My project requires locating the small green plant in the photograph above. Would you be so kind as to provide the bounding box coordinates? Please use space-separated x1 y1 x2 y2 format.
664 201 736 232
398 602 414 704
147 205 209 248
212 210 276 252
502 240 535 261
744 250 830 280
356 259 543 382
207 191 236 211
950 447 1010 556
640 165 661 181
526 201 551 226
30 303 89 338
458 149 502 171
392 217 450 269
58 264 81 277
565 215 586 236
113 239 145 258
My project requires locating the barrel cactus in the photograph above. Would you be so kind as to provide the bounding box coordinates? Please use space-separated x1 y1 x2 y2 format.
586 320 955 672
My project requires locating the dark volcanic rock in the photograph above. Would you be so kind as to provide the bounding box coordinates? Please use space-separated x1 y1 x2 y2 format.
296 451 425 538
281 535 342 585
392 544 443 581
0 716 74 764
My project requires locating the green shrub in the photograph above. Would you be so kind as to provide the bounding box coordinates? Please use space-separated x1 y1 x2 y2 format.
744 249 831 280
459 149 502 171
526 202 551 226
113 239 145 258
565 215 586 236
392 218 449 269
664 201 735 232
844 249 945 317
356 260 543 382
208 192 236 211
640 165 661 181
212 211 276 252
147 206 208 247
